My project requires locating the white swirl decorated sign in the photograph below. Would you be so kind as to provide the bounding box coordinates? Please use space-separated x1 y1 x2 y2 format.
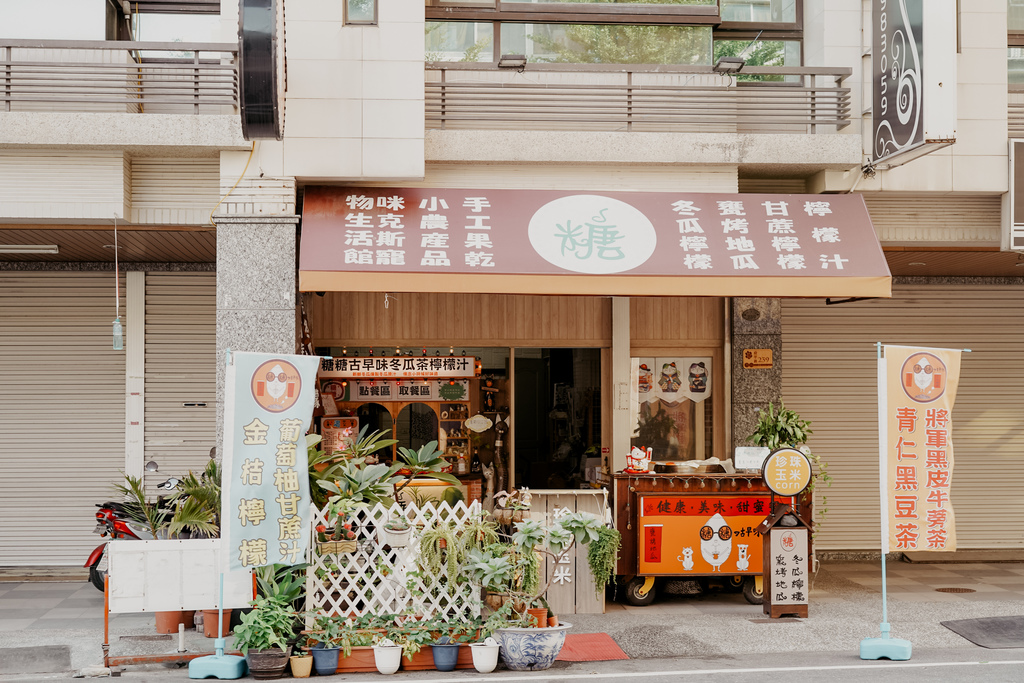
871 0 957 166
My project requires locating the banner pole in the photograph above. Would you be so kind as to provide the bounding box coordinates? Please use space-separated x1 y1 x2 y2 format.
860 342 910 660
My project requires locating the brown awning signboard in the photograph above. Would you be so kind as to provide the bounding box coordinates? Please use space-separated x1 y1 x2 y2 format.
299 186 891 298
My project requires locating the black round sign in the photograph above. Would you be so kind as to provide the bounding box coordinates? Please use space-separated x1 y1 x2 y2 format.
239 0 285 140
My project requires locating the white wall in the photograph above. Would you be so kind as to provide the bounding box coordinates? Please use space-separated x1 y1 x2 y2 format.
813 0 1009 194
219 0 425 187
0 0 107 40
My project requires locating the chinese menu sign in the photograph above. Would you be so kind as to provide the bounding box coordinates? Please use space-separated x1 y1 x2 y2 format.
770 528 809 605
879 345 962 552
639 494 767 575
319 355 476 379
299 187 891 297
222 352 321 571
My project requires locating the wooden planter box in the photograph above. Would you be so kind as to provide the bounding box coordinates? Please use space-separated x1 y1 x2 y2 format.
336 646 376 673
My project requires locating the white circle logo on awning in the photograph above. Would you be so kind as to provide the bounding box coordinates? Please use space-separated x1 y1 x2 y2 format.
528 195 657 274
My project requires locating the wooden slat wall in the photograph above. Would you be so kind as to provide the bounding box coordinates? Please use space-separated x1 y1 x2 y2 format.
630 297 725 351
309 292 612 348
630 296 726 461
782 285 1024 550
0 273 125 565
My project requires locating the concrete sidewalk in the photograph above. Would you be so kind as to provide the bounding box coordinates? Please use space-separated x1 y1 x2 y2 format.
1 558 1022 678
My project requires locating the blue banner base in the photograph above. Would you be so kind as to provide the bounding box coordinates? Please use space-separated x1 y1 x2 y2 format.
859 636 912 661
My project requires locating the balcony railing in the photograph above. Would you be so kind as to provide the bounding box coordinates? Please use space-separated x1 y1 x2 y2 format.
426 63 852 134
1 40 237 115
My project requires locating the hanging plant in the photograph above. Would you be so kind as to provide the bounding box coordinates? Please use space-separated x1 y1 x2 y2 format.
586 526 621 599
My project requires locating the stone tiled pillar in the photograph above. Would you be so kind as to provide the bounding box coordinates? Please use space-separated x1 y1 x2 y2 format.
730 297 783 453
215 215 300 450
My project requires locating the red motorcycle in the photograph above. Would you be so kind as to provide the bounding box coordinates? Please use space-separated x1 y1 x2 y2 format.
85 478 179 591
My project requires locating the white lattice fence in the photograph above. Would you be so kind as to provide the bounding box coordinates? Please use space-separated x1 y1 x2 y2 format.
305 501 483 622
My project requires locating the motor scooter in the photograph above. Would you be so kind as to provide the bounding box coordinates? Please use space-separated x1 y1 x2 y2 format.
85 478 179 591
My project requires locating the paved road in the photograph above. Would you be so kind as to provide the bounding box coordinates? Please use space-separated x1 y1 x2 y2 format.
1 559 1022 681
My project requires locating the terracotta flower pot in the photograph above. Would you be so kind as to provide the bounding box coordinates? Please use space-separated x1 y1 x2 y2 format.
526 607 548 628
202 609 233 638
154 610 193 634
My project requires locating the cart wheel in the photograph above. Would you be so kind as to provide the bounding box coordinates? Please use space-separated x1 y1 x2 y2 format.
728 575 745 592
742 576 763 605
624 577 656 606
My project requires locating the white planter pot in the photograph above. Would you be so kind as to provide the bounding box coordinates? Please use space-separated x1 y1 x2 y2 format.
383 526 412 548
469 643 500 673
373 645 402 675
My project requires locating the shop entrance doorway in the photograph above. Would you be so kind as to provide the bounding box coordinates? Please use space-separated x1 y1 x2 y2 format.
514 348 601 490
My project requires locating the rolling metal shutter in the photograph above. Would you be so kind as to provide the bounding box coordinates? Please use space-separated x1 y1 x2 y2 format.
0 273 126 565
143 273 217 488
782 285 1024 550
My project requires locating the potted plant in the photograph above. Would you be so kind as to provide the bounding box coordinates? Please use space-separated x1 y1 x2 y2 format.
492 487 531 525
306 613 344 675
468 604 514 674
232 596 297 680
371 636 403 675
485 512 604 671
288 636 312 679
747 401 830 572
382 515 412 547
316 496 366 554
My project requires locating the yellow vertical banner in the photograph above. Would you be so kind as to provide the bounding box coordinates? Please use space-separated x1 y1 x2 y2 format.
879 345 962 553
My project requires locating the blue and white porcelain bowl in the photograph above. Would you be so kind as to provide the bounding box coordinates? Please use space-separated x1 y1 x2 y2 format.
494 622 572 671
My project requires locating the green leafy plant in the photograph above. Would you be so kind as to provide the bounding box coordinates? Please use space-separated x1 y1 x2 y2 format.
166 459 221 538
586 526 621 599
255 563 308 611
393 440 461 497
747 401 832 528
112 474 167 538
233 596 297 655
308 428 399 507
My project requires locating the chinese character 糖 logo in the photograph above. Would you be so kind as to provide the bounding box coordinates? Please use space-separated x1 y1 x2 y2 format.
528 195 657 274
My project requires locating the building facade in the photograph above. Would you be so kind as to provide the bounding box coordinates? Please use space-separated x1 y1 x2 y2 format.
0 0 1021 565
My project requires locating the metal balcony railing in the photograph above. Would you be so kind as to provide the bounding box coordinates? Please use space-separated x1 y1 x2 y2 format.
1 40 238 115
426 63 852 134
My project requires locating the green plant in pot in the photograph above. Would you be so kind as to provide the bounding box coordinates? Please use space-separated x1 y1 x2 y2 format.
232 596 298 680
382 514 412 547
747 401 831 528
471 511 606 671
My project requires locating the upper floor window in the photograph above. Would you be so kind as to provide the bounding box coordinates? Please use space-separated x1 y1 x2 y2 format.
425 1 802 67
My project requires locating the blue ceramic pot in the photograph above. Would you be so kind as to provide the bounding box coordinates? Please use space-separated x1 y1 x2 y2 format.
310 644 340 675
493 622 572 671
431 640 460 672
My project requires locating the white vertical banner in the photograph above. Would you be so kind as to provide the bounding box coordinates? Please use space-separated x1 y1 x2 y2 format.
222 351 322 572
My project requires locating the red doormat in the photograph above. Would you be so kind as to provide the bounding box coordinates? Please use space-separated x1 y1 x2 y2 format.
556 633 629 662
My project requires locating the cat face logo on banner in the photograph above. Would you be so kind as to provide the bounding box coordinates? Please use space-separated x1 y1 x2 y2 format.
251 359 301 412
900 352 946 403
688 362 708 393
638 364 653 393
658 362 682 394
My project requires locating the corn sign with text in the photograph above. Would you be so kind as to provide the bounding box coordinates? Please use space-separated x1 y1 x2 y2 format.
879 345 962 553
